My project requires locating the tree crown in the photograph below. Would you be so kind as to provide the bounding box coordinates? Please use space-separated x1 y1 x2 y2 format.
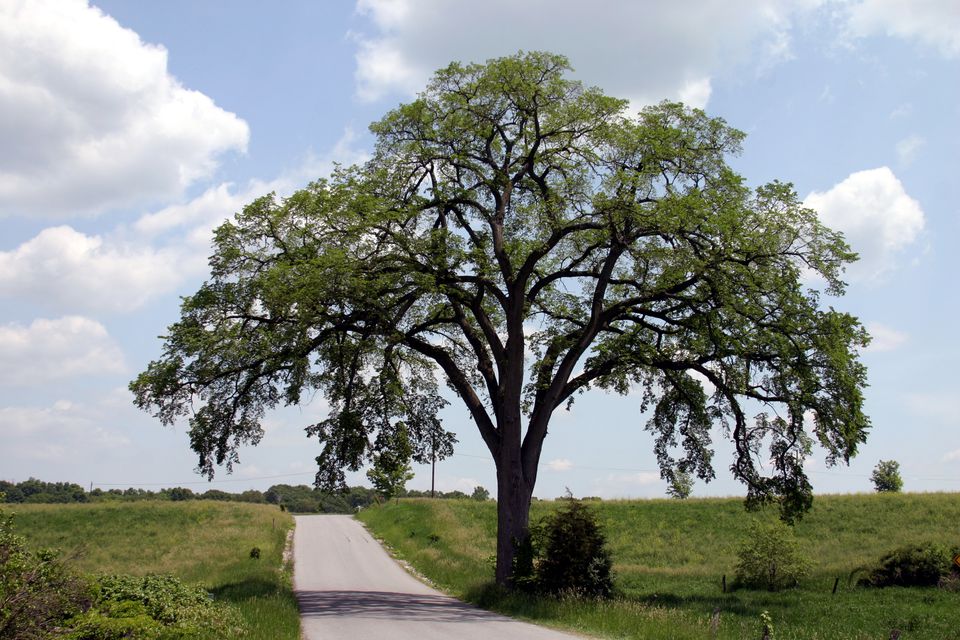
131 51 869 521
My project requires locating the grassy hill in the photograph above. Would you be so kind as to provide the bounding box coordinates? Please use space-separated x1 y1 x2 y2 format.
358 493 960 640
9 500 299 640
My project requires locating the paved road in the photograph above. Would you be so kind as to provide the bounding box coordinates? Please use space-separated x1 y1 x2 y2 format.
292 515 584 639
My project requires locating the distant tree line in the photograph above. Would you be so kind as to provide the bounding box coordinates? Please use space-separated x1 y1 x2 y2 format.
0 478 493 512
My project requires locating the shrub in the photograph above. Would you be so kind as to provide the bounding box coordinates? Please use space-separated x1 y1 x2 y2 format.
0 507 91 639
66 573 246 638
870 459 903 493
857 543 952 588
734 520 811 591
532 498 613 598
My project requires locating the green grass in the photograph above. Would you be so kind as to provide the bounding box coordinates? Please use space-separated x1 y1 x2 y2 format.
358 493 960 640
9 500 299 640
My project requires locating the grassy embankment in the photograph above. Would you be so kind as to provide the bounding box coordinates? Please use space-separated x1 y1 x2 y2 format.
11 500 299 640
359 493 960 640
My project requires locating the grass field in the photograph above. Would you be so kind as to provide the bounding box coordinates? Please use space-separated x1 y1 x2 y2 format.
9 501 299 640
358 493 960 640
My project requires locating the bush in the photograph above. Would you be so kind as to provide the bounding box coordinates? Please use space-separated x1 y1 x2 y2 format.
68 573 246 638
0 507 91 639
857 543 952 588
530 498 613 598
0 507 246 639
734 520 811 591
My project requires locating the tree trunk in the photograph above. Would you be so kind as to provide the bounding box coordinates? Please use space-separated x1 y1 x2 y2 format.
494 450 534 586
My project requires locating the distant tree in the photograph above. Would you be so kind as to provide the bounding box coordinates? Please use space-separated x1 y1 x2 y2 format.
166 487 194 501
367 422 416 502
471 486 491 501
1 479 87 504
131 51 871 586
237 489 265 503
667 471 694 499
0 482 23 503
200 489 234 501
870 460 903 493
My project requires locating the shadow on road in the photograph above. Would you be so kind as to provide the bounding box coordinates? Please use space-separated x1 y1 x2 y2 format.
296 590 499 623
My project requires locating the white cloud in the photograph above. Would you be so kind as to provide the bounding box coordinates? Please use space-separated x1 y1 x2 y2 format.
135 128 368 241
804 167 925 282
905 391 960 426
0 130 368 315
0 226 190 313
896 135 925 167
864 322 908 352
588 470 663 499
943 449 960 462
0 0 249 218
0 400 131 463
0 316 126 385
889 103 912 119
352 0 816 109
436 475 484 493
846 0 960 57
546 458 574 472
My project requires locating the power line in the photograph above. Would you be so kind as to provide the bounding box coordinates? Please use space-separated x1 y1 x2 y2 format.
94 471 316 487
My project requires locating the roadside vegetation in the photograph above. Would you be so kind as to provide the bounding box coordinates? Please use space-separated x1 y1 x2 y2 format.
8 500 298 639
359 493 960 639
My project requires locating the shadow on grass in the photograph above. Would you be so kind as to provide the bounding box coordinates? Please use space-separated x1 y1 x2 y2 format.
210 578 285 602
464 581 767 620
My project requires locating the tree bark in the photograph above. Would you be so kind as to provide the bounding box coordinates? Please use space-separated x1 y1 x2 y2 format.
494 451 534 585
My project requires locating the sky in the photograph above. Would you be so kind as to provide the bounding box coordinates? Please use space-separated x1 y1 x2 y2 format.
1 0 958 500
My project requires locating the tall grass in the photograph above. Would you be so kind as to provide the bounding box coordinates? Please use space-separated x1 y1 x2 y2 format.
359 493 960 639
11 501 299 640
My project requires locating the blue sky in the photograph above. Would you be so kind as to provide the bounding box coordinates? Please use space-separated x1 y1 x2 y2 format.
1 0 957 499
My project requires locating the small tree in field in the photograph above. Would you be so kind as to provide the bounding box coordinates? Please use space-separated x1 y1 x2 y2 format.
735 520 811 591
131 51 870 587
870 459 903 493
666 471 694 499
366 422 415 503
534 498 614 598
471 486 491 501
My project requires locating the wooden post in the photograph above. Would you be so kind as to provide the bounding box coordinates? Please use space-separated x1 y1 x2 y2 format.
832 577 839 594
431 448 436 498
722 574 726 593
